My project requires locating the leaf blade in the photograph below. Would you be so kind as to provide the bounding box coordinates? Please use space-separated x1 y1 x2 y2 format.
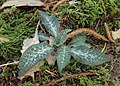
39 10 60 37
19 42 53 76
54 29 71 46
56 46 71 72
71 45 110 66
69 34 91 48
38 32 49 41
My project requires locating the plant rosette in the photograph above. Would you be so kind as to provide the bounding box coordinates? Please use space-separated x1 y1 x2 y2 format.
18 10 111 76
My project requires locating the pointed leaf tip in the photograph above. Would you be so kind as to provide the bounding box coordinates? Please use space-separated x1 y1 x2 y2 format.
71 45 111 66
39 10 60 37
38 32 49 41
54 29 72 46
69 34 91 48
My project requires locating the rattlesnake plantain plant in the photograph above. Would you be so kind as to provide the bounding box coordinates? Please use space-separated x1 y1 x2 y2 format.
18 10 111 76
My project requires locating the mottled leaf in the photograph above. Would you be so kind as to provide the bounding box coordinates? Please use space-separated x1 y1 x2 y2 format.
39 10 60 37
71 45 110 66
69 34 91 48
61 29 72 34
54 29 71 46
19 42 53 76
56 46 71 72
38 32 49 41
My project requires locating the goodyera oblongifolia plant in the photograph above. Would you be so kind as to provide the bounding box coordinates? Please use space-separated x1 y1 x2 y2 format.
18 10 111 76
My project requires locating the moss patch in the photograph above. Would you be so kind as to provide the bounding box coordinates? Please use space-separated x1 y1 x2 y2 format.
0 7 39 59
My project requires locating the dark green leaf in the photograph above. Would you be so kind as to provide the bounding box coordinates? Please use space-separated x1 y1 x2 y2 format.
71 45 110 66
39 10 60 37
19 42 53 76
57 46 71 72
38 32 49 41
54 29 71 46
69 34 91 48
61 29 72 34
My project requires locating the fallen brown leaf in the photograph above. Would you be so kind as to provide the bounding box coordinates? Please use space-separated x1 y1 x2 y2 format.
24 60 44 80
46 51 56 65
111 29 120 40
1 0 44 9
0 37 10 43
21 21 40 54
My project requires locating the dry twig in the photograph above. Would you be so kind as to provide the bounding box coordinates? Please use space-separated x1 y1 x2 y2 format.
94 19 100 30
44 1 58 11
52 0 68 13
67 28 109 42
101 43 107 52
27 10 38 25
45 70 56 77
104 23 116 43
39 22 46 33
0 61 19 67
44 72 94 86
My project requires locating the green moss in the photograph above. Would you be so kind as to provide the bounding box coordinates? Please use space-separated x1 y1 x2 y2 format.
56 0 119 28
0 7 39 59
39 60 112 85
19 82 39 86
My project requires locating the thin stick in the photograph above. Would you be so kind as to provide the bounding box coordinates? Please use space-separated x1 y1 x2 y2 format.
104 23 115 43
0 61 19 67
101 43 107 52
40 23 46 33
67 28 109 42
95 19 100 30
45 70 56 77
44 72 94 86
52 0 68 13
46 1 58 5
44 1 58 11
27 10 38 25
36 20 40 31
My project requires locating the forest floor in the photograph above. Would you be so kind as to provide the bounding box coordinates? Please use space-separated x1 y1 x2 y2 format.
0 0 120 86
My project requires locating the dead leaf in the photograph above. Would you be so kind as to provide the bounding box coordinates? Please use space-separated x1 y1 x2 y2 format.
1 0 44 9
111 29 120 40
31 23 39 45
46 51 56 65
49 36 54 46
25 60 44 79
21 21 40 54
46 37 56 65
21 38 32 54
0 37 10 43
